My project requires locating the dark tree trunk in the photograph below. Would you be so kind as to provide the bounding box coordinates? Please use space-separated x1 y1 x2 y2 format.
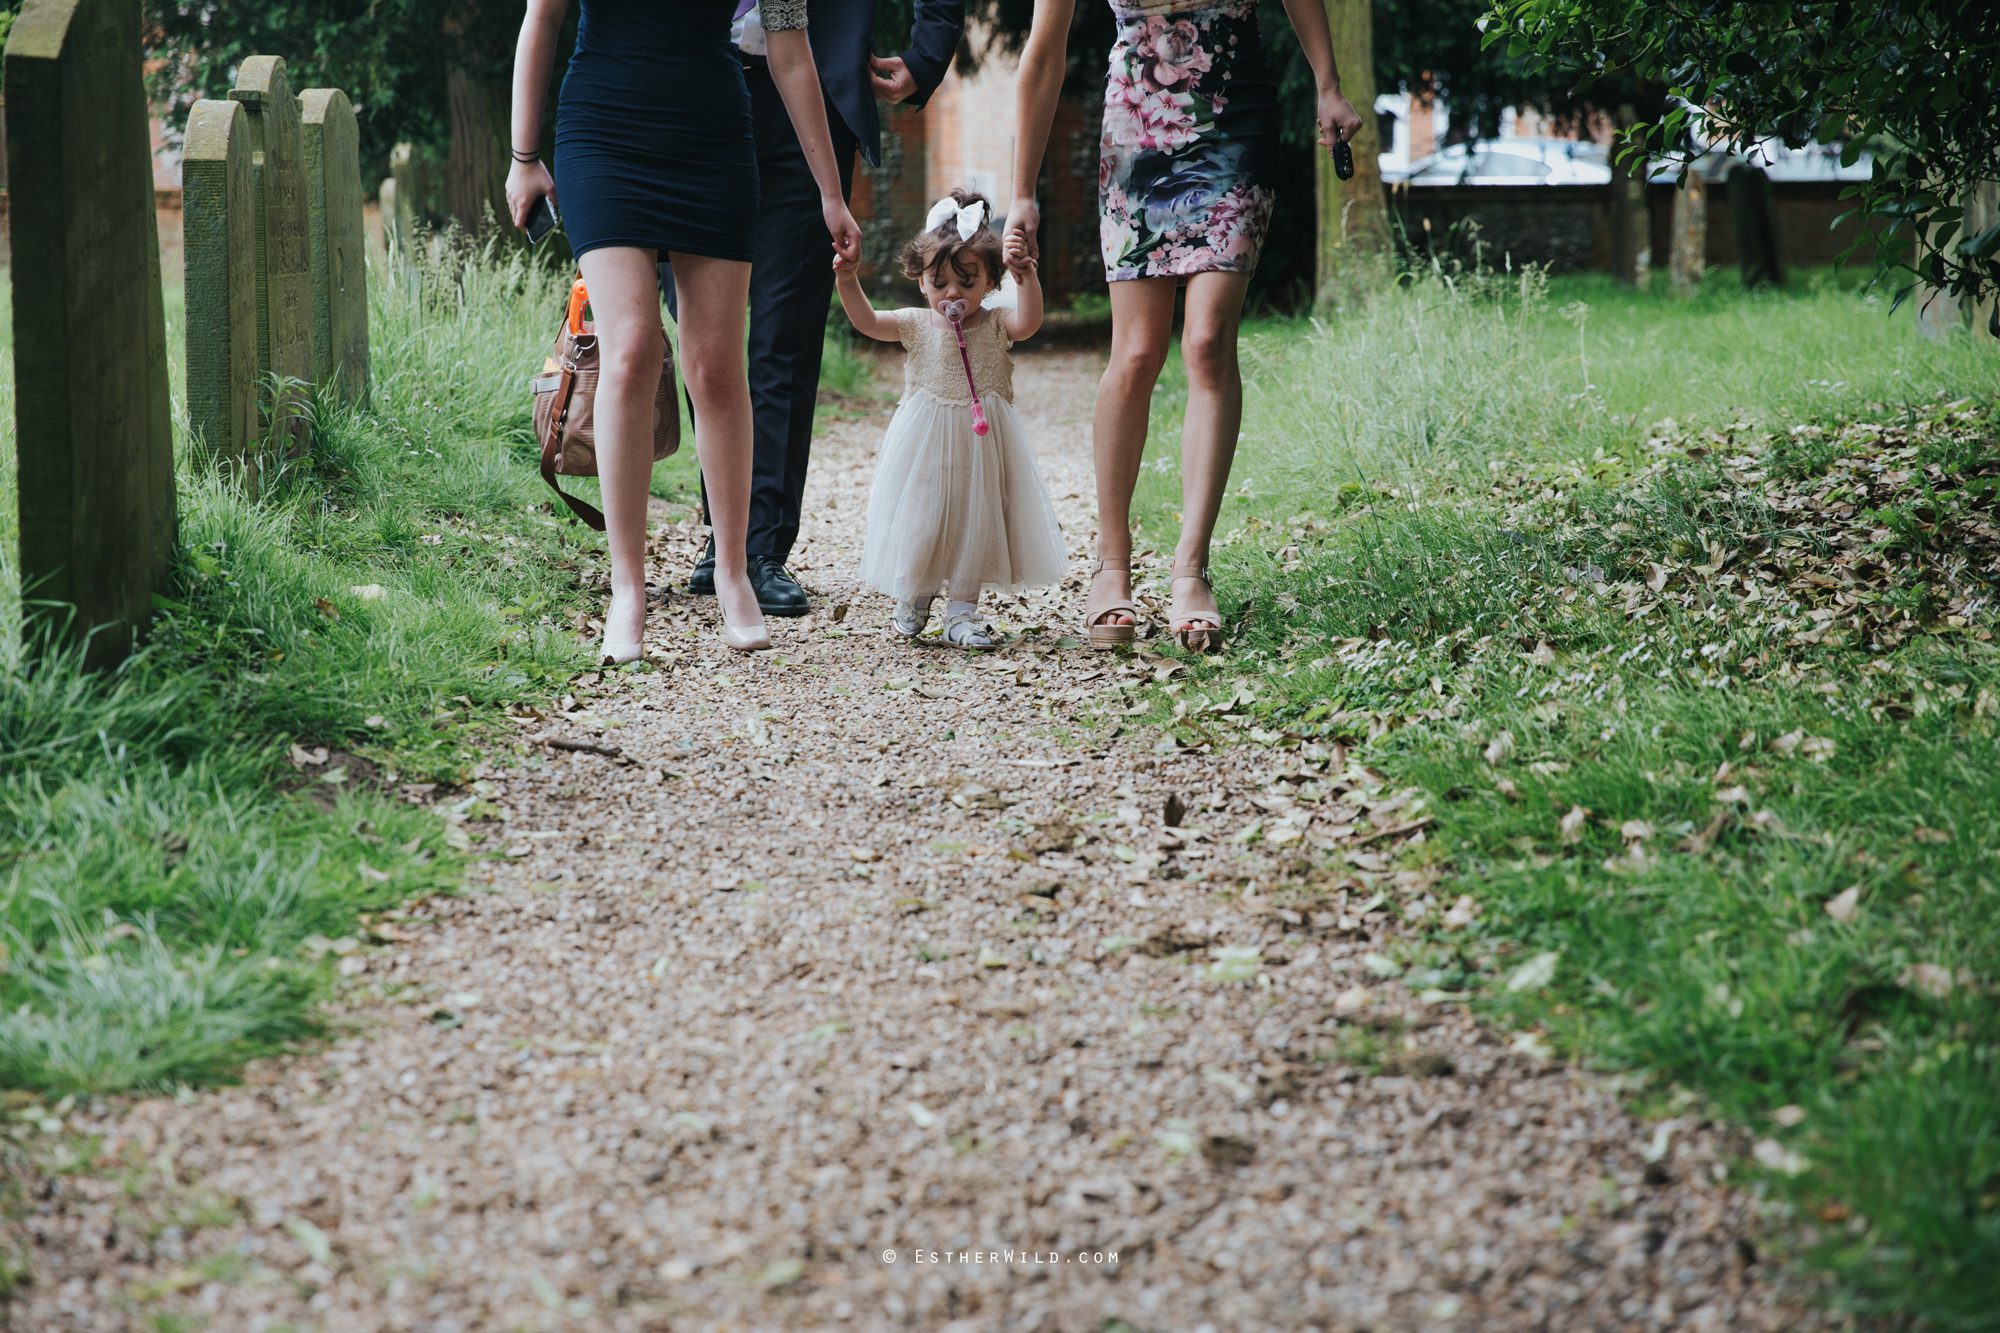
446 68 511 236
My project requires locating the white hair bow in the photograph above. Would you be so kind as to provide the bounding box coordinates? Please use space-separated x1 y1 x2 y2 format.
926 195 987 241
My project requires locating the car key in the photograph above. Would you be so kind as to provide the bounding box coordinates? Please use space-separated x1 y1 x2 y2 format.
1332 136 1355 182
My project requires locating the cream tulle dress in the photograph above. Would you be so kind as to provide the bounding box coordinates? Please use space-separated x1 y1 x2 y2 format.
857 307 1067 602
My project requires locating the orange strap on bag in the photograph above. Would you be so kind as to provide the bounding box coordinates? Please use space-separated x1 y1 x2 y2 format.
529 274 680 531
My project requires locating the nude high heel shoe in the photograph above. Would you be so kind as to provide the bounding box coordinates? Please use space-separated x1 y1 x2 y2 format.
719 605 771 653
599 641 643 667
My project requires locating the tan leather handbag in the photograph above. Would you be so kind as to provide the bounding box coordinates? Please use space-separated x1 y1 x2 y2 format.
530 275 679 531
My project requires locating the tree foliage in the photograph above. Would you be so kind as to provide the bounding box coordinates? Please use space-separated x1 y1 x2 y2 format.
1374 0 1666 146
143 1 523 187
1484 0 2000 311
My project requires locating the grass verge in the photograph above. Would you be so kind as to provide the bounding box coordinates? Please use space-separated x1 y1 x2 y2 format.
0 238 643 1095
1130 264 2000 1324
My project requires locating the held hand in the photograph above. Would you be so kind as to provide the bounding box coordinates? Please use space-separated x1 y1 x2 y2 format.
1315 89 1363 154
1003 230 1039 280
1003 199 1041 268
505 159 558 231
823 197 863 267
868 55 918 104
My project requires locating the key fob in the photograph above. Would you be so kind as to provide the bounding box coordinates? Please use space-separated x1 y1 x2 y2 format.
1333 138 1355 182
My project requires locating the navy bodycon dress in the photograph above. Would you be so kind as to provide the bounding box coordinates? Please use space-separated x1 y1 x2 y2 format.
554 0 767 262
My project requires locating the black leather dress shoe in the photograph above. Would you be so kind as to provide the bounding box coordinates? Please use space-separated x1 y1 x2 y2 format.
748 554 810 617
687 536 716 595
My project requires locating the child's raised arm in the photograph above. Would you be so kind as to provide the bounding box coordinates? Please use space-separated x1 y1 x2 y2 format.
834 263 901 342
1002 243 1043 342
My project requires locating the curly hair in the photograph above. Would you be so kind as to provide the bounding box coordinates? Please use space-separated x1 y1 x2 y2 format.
898 188 1006 289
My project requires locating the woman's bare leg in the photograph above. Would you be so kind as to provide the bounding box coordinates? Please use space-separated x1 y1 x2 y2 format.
1170 270 1252 630
666 251 764 634
573 246 668 651
1090 278 1179 625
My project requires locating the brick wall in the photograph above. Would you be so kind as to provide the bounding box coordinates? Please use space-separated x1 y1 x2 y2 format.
1390 178 1883 276
848 102 931 306
845 93 1108 311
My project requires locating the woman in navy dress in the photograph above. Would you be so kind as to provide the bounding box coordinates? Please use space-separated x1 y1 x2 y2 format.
507 1 861 658
1008 0 1359 654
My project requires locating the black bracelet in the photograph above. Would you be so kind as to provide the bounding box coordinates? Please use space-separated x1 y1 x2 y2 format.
511 148 541 163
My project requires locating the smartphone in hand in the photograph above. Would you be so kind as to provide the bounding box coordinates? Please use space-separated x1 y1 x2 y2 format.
525 195 559 246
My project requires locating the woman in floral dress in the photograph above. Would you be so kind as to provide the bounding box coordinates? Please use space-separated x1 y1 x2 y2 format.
1009 0 1361 651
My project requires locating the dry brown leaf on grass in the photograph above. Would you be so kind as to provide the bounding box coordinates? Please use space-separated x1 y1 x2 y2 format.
314 597 340 620
1558 805 1590 843
1899 963 1956 999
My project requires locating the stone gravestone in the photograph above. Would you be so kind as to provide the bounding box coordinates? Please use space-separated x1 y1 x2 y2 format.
5 0 174 667
181 98 259 476
389 142 418 249
300 88 369 405
378 176 402 251
231 56 316 451
1728 164 1785 288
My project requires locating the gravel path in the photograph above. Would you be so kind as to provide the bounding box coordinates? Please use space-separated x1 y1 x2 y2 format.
11 350 1820 1332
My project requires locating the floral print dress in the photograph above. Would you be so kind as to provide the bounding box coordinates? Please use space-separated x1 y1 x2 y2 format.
1098 0 1280 281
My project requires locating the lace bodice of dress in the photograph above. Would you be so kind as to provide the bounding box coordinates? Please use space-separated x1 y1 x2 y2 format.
894 308 1014 406
1109 0 1256 17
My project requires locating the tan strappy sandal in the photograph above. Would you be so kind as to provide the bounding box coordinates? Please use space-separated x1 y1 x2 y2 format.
1084 558 1137 651
1170 564 1223 655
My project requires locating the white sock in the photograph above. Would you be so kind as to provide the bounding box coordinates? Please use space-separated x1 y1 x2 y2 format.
948 600 979 619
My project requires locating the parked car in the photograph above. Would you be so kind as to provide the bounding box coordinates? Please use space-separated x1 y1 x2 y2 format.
1398 137 1612 186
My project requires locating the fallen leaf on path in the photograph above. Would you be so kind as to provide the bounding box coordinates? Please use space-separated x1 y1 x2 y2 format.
1510 1030 1554 1060
1207 946 1262 983
285 1218 333 1266
1202 1066 1254 1102
1899 962 1954 999
1200 1133 1257 1169
1753 1139 1808 1175
1506 952 1560 992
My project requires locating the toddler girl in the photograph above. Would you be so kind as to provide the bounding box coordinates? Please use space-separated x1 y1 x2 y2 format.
834 190 1066 649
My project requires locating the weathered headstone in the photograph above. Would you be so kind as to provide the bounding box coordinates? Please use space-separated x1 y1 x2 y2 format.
378 176 402 252
389 141 418 248
300 88 370 405
1670 170 1707 298
231 55 316 450
5 0 174 667
181 98 259 476
1728 164 1785 288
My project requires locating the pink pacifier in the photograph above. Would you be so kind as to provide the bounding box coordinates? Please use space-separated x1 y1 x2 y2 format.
941 298 989 436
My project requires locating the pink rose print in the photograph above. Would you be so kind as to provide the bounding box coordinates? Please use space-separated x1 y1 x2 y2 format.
1133 18 1214 94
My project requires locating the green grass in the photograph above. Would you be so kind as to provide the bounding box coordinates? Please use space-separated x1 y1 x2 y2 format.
1133 264 2000 1324
0 237 637 1094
